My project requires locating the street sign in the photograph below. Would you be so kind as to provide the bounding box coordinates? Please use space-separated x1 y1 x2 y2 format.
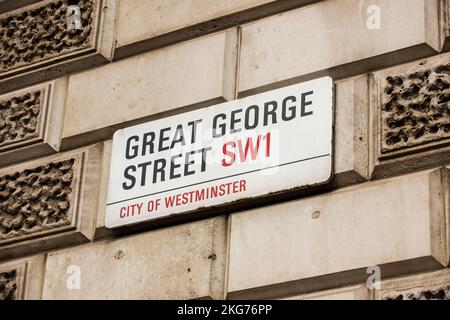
105 76 333 228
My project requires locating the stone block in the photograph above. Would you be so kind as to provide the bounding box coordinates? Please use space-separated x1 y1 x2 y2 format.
375 269 450 300
333 75 369 187
94 139 111 239
0 143 103 261
114 0 324 59
0 78 67 167
238 0 443 96
442 0 450 51
42 216 227 300
0 0 118 94
429 168 450 267
284 285 369 300
369 54 450 179
61 29 239 150
227 169 448 299
0 255 45 300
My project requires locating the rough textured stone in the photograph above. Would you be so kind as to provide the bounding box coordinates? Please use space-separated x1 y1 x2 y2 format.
381 63 450 152
0 0 96 73
0 158 76 240
383 285 450 300
42 216 227 299
370 54 450 179
0 0 117 96
0 89 42 147
0 79 68 167
0 255 45 300
376 270 450 300
0 269 18 300
0 144 102 261
238 0 441 95
228 170 447 299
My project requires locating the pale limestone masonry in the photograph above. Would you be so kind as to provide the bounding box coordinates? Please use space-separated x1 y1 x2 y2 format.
227 169 448 299
284 285 370 300
42 216 227 299
61 29 239 150
114 0 324 59
238 0 443 96
0 0 449 300
333 75 369 186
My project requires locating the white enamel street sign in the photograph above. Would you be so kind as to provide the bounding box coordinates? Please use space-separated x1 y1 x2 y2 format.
105 76 334 228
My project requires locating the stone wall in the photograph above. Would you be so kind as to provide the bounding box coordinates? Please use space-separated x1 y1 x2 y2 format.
0 0 449 300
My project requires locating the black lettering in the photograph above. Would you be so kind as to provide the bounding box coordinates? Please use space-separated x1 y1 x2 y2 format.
184 151 196 176
122 165 136 190
125 136 139 160
230 109 242 134
301 91 314 117
282 96 296 121
213 113 226 138
170 125 186 149
188 120 202 144
153 159 166 183
142 132 155 156
245 105 259 130
263 101 277 126
198 147 212 172
159 127 171 151
170 154 182 179
137 161 152 186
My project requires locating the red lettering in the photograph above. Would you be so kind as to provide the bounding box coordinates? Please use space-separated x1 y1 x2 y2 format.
120 207 126 219
221 141 236 167
237 135 261 162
